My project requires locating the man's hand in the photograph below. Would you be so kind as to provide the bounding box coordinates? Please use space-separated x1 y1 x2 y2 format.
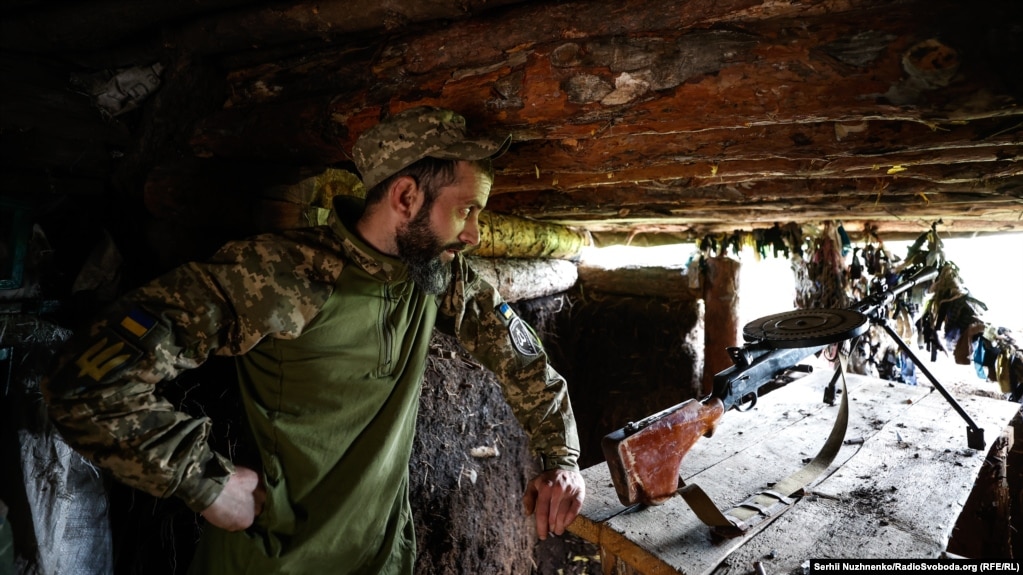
200 466 265 532
522 468 585 540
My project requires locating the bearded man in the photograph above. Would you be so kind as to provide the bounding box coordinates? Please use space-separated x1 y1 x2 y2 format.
43 107 585 574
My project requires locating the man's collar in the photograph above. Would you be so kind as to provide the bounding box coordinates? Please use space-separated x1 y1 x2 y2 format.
329 196 407 283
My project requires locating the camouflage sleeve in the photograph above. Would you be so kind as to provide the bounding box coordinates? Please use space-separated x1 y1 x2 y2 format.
42 233 339 511
436 256 580 472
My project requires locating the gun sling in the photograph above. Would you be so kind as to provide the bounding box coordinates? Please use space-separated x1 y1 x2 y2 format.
676 356 850 539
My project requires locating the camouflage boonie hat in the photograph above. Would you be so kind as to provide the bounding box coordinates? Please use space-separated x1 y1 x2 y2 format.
352 107 511 191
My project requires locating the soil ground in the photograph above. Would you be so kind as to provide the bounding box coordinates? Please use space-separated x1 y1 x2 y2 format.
413 329 602 575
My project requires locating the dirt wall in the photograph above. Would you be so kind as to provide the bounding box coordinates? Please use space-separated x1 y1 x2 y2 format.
411 331 538 575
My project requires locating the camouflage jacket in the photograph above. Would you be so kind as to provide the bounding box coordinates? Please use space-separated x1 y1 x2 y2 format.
42 204 580 530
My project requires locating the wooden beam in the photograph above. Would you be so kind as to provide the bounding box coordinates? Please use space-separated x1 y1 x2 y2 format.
0 1 253 53
0 0 527 54
178 0 1022 237
494 119 1023 192
577 265 701 300
189 0 1022 162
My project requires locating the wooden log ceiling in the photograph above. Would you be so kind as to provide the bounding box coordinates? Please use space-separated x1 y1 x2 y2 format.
2 0 1021 244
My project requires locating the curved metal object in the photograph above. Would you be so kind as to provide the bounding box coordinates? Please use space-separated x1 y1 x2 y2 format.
742 308 869 348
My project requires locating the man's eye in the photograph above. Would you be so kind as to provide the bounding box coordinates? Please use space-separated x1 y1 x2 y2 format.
460 208 472 219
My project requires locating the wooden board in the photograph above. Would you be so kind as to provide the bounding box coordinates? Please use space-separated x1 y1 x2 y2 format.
569 370 1021 575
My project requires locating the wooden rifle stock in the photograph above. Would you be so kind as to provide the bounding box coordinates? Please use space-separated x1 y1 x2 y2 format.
601 397 725 506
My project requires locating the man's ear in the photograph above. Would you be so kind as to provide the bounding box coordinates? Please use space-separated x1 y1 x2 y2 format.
388 176 424 221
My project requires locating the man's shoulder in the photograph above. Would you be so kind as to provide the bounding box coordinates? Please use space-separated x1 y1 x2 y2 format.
211 226 348 283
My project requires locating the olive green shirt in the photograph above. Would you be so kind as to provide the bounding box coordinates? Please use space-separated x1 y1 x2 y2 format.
43 204 579 574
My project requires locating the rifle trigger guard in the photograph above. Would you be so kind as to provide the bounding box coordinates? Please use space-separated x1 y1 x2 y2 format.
735 390 758 412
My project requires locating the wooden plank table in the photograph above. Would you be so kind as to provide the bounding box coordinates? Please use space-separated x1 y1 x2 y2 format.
569 370 1021 575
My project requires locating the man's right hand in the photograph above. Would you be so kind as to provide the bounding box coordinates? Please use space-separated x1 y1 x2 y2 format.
200 466 265 532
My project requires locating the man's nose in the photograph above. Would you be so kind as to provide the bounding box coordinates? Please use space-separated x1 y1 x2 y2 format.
459 216 481 247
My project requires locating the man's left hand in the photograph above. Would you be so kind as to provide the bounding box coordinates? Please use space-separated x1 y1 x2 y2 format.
522 468 585 540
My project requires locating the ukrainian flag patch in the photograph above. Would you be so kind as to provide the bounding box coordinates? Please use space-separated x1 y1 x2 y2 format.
497 302 515 321
119 307 156 338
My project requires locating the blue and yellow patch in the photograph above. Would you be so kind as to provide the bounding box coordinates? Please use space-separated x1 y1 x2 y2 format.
497 302 515 321
119 308 156 338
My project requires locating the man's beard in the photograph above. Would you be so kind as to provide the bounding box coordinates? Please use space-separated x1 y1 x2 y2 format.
396 207 463 295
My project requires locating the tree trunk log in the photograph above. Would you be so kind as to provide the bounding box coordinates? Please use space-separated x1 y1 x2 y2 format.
577 266 701 300
475 212 589 260
467 258 578 303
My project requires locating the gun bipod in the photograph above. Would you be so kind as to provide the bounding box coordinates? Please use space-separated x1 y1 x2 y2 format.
870 316 986 450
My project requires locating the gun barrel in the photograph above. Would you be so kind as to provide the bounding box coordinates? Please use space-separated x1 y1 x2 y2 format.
851 266 938 315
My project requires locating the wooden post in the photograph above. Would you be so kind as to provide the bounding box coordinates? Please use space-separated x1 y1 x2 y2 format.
948 427 1015 558
701 256 741 395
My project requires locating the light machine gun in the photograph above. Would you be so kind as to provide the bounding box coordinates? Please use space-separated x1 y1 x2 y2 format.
602 266 986 508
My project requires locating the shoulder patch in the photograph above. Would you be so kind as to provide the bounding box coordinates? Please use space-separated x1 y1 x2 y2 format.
509 317 542 357
497 302 515 320
74 335 143 382
495 302 542 356
119 307 157 339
